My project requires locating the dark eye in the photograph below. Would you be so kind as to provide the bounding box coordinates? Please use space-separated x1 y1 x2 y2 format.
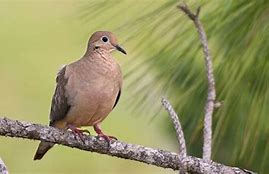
101 36 109 43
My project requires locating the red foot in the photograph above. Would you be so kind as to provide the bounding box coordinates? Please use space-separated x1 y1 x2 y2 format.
94 124 117 148
67 125 90 143
97 134 117 142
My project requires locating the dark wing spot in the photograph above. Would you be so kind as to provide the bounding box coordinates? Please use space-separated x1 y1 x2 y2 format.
112 89 121 109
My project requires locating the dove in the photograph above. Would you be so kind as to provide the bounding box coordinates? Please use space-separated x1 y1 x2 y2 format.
34 31 126 160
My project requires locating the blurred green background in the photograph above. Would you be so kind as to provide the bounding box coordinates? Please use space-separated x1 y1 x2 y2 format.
0 0 268 174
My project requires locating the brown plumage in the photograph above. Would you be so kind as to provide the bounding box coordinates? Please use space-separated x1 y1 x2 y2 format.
34 31 126 160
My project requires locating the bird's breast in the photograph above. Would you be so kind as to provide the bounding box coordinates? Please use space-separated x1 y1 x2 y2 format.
64 61 122 127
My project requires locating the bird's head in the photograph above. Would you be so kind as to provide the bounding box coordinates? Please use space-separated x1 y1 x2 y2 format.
87 31 127 55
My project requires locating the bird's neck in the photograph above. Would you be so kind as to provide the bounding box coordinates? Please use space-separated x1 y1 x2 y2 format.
84 46 109 56
82 47 116 68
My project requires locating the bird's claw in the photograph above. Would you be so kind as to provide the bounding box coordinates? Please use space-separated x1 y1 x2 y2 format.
78 129 91 135
97 133 117 141
93 124 117 149
67 125 90 143
97 134 117 149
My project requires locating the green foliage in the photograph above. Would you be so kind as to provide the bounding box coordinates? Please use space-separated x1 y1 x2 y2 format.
84 0 269 173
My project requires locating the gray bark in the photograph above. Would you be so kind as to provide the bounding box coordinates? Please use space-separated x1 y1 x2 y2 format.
178 4 216 161
0 158 8 174
162 98 187 174
0 117 255 174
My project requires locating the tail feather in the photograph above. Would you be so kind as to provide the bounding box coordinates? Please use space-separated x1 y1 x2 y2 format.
33 141 54 160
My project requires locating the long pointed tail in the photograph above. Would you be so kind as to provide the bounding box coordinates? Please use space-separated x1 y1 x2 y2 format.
33 141 54 160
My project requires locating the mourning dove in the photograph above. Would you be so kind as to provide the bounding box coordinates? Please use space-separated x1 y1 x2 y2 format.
33 31 126 160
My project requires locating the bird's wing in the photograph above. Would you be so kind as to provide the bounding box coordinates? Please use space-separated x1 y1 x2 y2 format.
112 89 121 109
49 65 70 125
112 69 123 109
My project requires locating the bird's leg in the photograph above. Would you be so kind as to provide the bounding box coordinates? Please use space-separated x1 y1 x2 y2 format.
67 124 91 135
93 124 117 142
78 129 90 135
67 124 90 143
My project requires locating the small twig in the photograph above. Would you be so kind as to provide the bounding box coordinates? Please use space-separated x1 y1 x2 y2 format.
0 158 8 174
178 3 216 161
0 117 255 174
178 4 200 21
161 98 187 174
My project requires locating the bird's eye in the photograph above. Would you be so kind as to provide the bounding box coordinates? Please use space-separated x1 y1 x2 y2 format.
101 36 109 43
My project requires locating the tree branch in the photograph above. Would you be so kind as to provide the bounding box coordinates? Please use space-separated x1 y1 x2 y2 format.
161 98 187 174
0 117 254 174
178 4 216 161
0 158 8 174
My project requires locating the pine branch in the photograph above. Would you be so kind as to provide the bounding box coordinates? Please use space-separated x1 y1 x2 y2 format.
0 117 255 174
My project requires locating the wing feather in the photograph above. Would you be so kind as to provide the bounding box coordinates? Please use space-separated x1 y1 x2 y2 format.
112 89 121 109
49 65 70 125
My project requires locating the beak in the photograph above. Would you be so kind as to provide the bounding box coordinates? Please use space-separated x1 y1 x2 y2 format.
115 45 127 55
